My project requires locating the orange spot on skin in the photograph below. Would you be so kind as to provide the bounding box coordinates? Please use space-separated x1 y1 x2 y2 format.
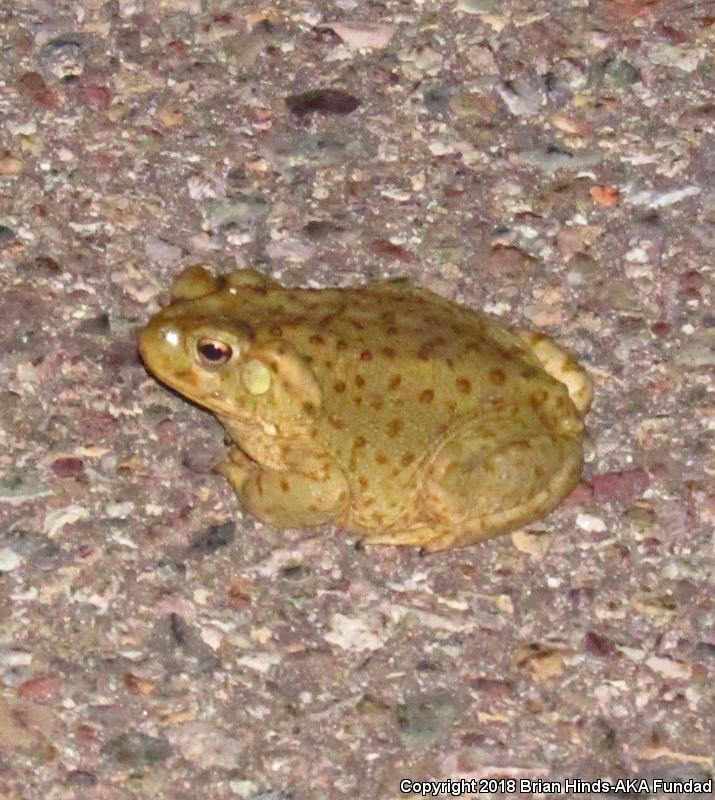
358 476 369 489
280 479 290 492
355 436 367 448
387 419 402 437
355 375 365 388
376 453 388 464
309 335 325 345
330 416 346 429
590 185 620 206
389 375 402 390
360 350 372 361
336 340 347 350
382 347 396 358
456 377 471 394
489 368 507 385
529 391 548 410
176 370 198 387
401 452 416 466
334 381 346 393
419 389 434 403
417 337 446 360
371 399 384 411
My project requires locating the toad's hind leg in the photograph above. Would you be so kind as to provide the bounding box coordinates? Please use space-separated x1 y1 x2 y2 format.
416 416 583 552
514 329 593 415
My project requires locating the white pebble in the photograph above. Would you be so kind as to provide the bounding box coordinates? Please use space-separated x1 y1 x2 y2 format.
0 548 21 572
576 513 607 532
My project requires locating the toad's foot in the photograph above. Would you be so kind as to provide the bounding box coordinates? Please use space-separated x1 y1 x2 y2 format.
514 328 593 415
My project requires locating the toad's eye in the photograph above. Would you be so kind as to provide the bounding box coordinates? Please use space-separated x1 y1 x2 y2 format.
196 338 233 367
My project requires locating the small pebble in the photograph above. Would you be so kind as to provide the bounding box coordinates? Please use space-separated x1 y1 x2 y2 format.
102 732 171 766
187 521 235 557
145 237 183 265
576 513 607 533
285 88 361 116
0 226 17 247
202 196 271 230
457 0 496 13
0 155 24 176
78 85 111 110
38 37 86 82
0 548 21 572
322 21 395 50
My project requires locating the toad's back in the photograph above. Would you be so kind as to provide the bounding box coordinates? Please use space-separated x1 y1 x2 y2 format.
235 282 580 524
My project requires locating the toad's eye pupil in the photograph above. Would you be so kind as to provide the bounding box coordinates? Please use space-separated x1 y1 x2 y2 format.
197 339 232 364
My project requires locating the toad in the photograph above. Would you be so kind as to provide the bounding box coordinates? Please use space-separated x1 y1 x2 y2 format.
139 266 592 552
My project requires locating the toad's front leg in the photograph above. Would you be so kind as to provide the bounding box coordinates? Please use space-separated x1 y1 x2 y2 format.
217 448 350 528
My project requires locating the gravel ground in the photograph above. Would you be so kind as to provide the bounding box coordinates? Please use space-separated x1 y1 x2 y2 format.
1 1 713 799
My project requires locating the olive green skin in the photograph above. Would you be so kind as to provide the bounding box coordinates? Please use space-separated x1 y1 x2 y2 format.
139 266 592 551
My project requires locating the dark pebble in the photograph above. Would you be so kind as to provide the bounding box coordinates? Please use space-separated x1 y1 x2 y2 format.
422 82 453 113
34 255 62 272
303 219 344 240
0 225 17 247
187 521 235 556
51 457 85 478
280 563 311 580
584 630 617 657
679 270 705 290
369 239 415 262
65 770 98 787
38 37 86 82
591 468 650 505
101 732 171 766
286 88 361 116
151 614 219 673
15 71 57 108
75 313 111 335
651 321 671 337
692 641 715 661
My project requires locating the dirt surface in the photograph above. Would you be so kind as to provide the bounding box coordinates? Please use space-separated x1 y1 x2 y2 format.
1 1 713 799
